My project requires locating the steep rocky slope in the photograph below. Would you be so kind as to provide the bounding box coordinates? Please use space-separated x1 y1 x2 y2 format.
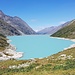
0 34 9 51
0 10 35 35
0 19 21 36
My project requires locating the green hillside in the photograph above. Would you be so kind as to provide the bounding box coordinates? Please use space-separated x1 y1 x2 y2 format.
0 47 75 75
51 20 75 39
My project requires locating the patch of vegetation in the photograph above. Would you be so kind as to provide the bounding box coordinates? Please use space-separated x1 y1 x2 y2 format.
0 47 75 75
1 55 75 75
0 33 9 51
37 64 52 71
63 59 75 70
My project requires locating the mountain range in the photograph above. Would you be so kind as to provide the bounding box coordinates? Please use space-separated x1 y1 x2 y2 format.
37 20 73 35
0 10 35 36
0 10 75 37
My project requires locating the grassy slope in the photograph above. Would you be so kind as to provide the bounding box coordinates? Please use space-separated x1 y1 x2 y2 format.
0 42 75 74
51 20 75 39
0 34 9 51
0 47 75 75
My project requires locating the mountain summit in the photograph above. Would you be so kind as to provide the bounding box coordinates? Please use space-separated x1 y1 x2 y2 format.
0 10 5 18
0 10 35 36
0 10 4 15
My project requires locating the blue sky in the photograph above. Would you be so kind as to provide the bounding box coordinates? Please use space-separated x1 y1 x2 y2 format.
0 0 75 31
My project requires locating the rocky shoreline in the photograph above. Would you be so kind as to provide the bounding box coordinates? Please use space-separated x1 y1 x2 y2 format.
1 36 75 61
0 40 23 61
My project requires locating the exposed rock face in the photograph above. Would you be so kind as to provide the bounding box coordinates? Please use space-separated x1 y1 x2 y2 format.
0 10 35 36
0 19 21 36
4 16 35 34
0 44 23 60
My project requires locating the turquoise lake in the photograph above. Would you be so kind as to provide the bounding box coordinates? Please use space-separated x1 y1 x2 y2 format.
8 35 75 60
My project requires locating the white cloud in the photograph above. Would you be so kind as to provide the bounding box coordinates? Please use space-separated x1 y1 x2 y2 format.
33 26 43 32
33 24 54 32
30 19 37 22
59 21 66 24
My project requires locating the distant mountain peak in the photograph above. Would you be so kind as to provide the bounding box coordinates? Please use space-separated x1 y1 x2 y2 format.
0 10 5 18
0 10 4 14
13 16 22 21
72 19 75 21
71 19 75 23
14 16 18 18
37 20 72 35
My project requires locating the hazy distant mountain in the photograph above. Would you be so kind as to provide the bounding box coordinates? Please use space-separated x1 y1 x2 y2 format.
37 21 71 35
0 10 35 35
51 19 75 39
37 26 56 34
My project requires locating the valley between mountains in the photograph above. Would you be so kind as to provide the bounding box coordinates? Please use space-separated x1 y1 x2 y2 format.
0 10 75 75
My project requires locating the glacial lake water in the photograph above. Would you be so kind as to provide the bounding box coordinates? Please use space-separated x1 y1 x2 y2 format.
8 35 75 60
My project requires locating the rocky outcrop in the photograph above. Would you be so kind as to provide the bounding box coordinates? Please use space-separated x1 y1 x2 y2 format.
0 44 23 60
